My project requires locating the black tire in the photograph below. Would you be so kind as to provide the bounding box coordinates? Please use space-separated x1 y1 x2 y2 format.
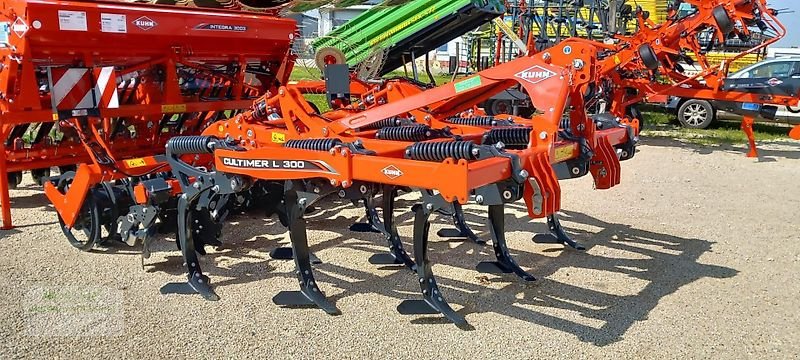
485 99 513 116
638 44 660 71
713 6 734 35
678 99 716 129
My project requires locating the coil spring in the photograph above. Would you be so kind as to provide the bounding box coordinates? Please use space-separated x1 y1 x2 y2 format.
251 98 268 120
168 136 214 155
284 138 342 151
361 117 403 130
406 141 476 162
447 116 496 126
376 125 434 142
483 127 532 147
560 117 571 130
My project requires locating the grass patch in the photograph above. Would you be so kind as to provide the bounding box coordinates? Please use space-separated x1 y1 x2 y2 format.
642 111 792 145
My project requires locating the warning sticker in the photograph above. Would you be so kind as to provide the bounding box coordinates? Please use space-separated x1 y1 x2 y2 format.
101 14 127 33
58 10 87 32
271 132 286 144
124 158 147 168
554 144 577 162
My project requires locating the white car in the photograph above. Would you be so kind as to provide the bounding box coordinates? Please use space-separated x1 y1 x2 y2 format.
667 57 800 129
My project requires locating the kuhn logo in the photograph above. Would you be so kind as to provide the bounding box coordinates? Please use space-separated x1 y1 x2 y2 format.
381 165 403 179
515 65 556 85
133 16 157 31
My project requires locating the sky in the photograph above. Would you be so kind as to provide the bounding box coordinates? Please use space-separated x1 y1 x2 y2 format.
770 0 800 47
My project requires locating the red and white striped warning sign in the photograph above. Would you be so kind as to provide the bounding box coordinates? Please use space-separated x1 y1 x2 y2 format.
49 67 119 112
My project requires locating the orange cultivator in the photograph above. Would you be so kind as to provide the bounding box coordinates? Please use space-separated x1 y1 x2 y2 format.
159 0 790 326
0 0 296 238
163 39 637 324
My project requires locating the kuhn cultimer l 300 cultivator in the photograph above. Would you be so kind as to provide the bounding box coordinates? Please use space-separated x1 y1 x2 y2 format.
159 0 789 326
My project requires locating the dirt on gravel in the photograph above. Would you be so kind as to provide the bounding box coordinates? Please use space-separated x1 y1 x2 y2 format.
1 138 799 359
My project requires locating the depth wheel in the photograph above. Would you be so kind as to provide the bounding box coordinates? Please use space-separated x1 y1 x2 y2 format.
56 172 101 251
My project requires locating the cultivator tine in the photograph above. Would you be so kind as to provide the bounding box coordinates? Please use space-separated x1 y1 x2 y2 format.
367 185 415 270
348 200 384 234
532 214 585 250
175 195 220 301
436 202 484 244
397 201 466 326
476 205 536 281
272 181 340 315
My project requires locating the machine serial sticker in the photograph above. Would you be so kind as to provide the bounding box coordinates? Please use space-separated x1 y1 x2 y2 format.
554 144 576 162
101 14 127 34
58 10 87 32
454 77 482 93
271 132 286 143
125 158 147 168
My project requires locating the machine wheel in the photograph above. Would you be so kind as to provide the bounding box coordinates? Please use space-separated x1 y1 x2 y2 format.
485 99 512 116
713 6 734 35
7 172 23 189
638 44 660 71
678 99 716 129
56 173 101 251
31 168 51 186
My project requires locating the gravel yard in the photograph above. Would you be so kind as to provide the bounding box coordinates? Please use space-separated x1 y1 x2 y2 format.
1 138 798 358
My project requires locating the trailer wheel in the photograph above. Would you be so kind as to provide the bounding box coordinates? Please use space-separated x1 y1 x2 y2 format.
713 6 734 35
485 99 512 116
56 172 101 251
678 99 716 129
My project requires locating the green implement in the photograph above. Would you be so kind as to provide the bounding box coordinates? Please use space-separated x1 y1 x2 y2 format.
313 0 504 75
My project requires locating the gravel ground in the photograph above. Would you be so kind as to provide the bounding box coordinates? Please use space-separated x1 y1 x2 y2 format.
1 138 799 359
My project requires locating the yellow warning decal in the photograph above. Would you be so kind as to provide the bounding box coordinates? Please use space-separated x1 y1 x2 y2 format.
162 104 187 113
125 158 147 168
217 124 225 133
271 132 286 144
554 144 576 163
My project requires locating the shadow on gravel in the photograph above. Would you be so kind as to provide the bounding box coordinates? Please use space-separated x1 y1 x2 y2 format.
8 192 52 209
641 136 800 161
283 204 739 346
20 188 737 346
